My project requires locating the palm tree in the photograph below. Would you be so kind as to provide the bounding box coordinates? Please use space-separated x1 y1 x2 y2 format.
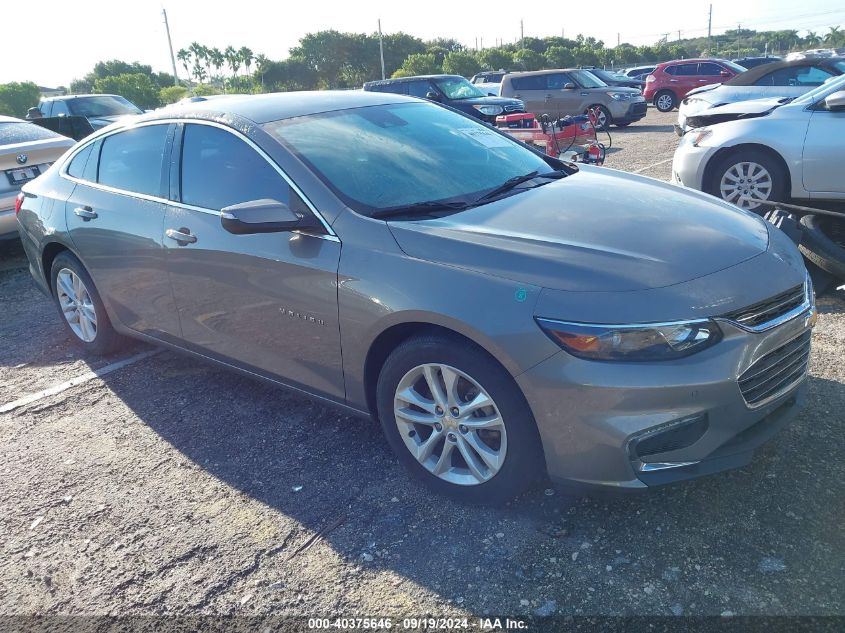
804 31 821 47
224 46 241 78
209 47 225 85
188 42 208 83
826 26 842 47
238 46 254 77
255 54 269 90
176 48 191 80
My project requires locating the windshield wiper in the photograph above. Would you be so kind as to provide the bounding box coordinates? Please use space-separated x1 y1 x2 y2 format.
371 200 472 219
474 169 568 204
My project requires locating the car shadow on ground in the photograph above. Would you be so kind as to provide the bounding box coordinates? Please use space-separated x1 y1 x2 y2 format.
91 323 845 614
614 124 675 134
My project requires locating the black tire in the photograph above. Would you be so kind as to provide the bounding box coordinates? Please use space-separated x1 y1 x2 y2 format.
376 334 544 504
705 149 787 210
50 251 125 355
653 90 676 112
614 121 632 127
799 214 845 281
587 104 613 131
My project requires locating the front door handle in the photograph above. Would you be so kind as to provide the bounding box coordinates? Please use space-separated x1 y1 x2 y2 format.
165 228 197 245
73 206 97 220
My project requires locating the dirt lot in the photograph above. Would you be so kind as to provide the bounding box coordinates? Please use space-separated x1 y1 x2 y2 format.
1 109 843 623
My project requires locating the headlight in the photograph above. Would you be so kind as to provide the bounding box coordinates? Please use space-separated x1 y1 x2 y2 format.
535 318 722 361
681 128 713 147
473 104 504 116
607 92 632 101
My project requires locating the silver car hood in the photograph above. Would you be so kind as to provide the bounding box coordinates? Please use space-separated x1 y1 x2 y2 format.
685 97 786 128
387 168 769 292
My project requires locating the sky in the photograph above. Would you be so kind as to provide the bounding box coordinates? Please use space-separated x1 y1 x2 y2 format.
2 0 844 87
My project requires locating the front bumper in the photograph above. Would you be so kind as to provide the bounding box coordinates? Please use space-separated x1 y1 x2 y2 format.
517 299 814 491
609 99 647 123
671 142 719 191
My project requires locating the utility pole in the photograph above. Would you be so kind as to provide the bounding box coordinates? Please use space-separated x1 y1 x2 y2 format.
162 8 179 85
520 19 524 46
707 4 712 52
480 36 483 49
617 32 620 47
378 19 386 80
678 30 681 42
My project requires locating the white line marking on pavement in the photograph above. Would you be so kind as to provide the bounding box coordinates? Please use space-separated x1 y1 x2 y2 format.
0 349 161 415
633 157 674 174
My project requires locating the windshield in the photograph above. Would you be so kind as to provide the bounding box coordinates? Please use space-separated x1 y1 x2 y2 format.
433 77 486 100
67 95 143 117
0 122 62 145
570 70 607 88
792 74 845 105
593 69 626 82
264 102 557 216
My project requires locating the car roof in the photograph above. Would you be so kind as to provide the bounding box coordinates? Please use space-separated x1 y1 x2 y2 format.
137 90 415 125
41 94 121 102
657 58 732 67
723 57 845 86
505 68 589 77
364 74 463 86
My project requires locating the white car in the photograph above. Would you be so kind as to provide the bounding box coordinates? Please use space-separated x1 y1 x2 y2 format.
672 74 845 210
676 58 845 135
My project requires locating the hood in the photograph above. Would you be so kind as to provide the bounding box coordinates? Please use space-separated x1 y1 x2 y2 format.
459 95 522 107
595 86 641 95
387 167 769 292
87 113 138 129
685 96 786 128
684 83 722 99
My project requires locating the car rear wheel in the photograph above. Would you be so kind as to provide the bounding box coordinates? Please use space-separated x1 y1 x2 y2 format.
707 150 786 210
376 334 544 504
51 251 125 355
654 90 676 112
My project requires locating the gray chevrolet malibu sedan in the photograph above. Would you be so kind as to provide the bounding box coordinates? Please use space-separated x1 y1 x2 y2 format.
17 91 816 503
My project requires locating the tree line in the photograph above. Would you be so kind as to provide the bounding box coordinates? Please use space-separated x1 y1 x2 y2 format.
0 26 842 117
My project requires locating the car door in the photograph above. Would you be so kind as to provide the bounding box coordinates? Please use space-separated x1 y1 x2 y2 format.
508 75 547 114
696 62 730 91
162 122 344 398
64 123 182 338
544 72 583 116
802 96 845 195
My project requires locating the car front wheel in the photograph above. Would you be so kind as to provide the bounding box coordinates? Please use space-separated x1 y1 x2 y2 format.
376 334 544 503
50 251 125 355
707 149 786 210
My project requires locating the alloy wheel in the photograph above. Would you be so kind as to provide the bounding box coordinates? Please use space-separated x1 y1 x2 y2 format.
656 93 674 111
56 268 98 342
719 161 773 209
393 363 507 486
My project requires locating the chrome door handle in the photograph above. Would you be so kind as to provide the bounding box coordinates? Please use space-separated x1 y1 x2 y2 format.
73 206 97 220
165 228 197 245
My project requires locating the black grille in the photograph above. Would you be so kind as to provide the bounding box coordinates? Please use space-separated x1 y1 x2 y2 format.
632 415 709 458
629 101 648 116
723 284 805 329
738 331 811 405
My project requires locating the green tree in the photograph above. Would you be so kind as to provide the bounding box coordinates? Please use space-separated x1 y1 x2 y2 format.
159 85 188 104
544 46 575 68
425 38 465 52
70 77 94 94
573 47 599 67
224 45 241 78
93 73 160 109
0 81 40 117
394 52 440 77
513 49 545 71
193 84 222 97
442 51 480 77
177 49 191 80
239 46 254 77
614 44 641 65
263 58 320 91
209 48 225 82
477 48 513 71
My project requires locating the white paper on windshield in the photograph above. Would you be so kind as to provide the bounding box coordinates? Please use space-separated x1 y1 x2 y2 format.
457 128 513 148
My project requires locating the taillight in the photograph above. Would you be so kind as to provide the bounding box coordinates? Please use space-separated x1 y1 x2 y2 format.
15 192 25 216
645 74 656 82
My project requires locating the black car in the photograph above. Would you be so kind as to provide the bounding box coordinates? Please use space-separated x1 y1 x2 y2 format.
35 94 143 131
732 56 782 69
587 68 645 90
363 75 525 123
470 71 509 84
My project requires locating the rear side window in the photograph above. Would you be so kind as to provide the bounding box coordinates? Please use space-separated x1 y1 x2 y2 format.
97 124 169 197
510 75 546 90
0 122 62 144
180 124 291 211
66 144 94 179
666 64 698 76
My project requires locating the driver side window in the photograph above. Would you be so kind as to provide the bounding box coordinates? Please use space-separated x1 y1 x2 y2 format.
180 124 298 212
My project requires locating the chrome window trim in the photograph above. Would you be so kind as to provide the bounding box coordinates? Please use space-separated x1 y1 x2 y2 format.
58 117 339 241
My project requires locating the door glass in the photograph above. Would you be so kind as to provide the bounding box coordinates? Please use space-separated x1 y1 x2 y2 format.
66 144 94 179
406 80 433 98
546 73 573 89
52 101 70 116
697 63 724 76
97 125 169 196
180 124 292 211
669 64 698 76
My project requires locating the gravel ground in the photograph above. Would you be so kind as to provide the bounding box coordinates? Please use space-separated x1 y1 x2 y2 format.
1 109 843 623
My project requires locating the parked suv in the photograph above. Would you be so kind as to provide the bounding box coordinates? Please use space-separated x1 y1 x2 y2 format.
499 69 646 129
644 59 746 112
363 75 524 123
35 94 143 130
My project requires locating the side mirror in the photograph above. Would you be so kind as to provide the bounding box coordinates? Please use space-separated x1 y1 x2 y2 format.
563 82 576 90
823 90 845 111
425 90 441 101
720 71 732 77
221 199 309 235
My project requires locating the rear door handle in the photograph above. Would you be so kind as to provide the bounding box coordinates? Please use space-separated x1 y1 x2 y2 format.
165 228 197 245
73 206 97 220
